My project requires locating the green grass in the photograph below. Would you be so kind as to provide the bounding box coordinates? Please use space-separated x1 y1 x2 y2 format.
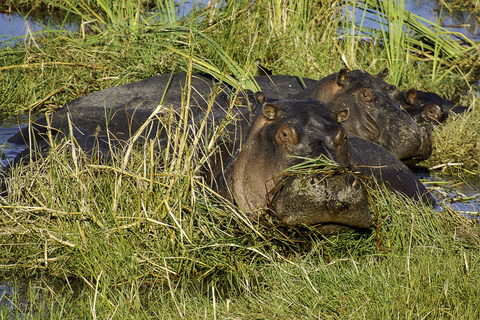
1 0 480 318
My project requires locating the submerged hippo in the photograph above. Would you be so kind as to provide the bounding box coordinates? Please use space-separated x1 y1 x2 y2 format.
254 69 432 163
399 88 469 124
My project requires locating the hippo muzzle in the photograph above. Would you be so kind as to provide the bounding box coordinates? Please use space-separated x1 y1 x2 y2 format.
389 122 432 164
270 172 371 233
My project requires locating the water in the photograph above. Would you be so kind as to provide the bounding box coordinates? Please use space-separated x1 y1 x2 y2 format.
0 1 208 47
0 12 43 47
426 175 480 220
0 115 33 168
350 0 480 42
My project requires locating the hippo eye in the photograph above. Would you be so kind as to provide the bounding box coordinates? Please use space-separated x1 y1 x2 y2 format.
359 89 374 102
275 124 299 147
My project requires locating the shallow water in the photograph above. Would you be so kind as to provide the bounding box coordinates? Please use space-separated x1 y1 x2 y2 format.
426 174 480 220
0 115 34 168
1 0 480 46
347 0 480 41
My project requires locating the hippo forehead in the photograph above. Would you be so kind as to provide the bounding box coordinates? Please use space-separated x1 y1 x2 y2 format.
268 99 339 131
344 71 399 97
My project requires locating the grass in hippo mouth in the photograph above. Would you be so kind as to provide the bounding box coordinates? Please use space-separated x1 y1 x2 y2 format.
283 154 349 176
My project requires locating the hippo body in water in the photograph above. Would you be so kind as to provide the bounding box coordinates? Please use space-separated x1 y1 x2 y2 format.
399 88 469 125
5 73 434 233
254 69 432 163
8 72 251 159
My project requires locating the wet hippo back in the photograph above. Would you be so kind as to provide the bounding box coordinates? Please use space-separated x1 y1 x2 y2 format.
252 75 318 99
9 72 250 158
348 135 435 205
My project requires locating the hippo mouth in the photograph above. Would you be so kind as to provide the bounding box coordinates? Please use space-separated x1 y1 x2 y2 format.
268 173 372 233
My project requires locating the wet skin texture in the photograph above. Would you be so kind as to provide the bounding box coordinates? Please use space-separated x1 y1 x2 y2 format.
399 88 469 125
254 69 433 163
8 72 250 158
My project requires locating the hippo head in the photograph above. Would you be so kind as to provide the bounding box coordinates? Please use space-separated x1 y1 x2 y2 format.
216 98 372 231
400 88 468 125
316 69 432 163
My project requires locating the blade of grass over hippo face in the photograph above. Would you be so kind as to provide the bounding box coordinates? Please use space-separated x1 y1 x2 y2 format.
399 88 470 125
270 134 436 229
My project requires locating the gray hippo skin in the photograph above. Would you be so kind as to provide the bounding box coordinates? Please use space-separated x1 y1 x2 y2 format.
9 72 250 158
4 73 434 233
255 69 432 164
399 88 469 125
270 134 435 230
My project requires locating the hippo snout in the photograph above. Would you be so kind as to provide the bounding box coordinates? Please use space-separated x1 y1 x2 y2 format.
408 124 432 162
386 122 432 163
271 173 371 232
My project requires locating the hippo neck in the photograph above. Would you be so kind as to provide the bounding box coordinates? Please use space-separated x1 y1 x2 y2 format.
230 119 281 211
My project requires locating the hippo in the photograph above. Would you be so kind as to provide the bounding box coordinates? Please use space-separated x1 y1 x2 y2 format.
7 72 252 165
4 86 374 232
215 98 354 212
4 72 434 233
216 97 435 230
399 88 469 124
253 69 432 163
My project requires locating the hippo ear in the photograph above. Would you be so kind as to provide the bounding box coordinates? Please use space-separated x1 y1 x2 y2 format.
334 108 349 123
376 68 389 79
263 103 278 120
255 92 267 104
336 69 349 87
405 88 418 106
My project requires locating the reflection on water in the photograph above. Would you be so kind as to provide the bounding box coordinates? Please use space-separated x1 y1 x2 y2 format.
348 0 480 42
0 115 35 168
404 0 480 41
0 0 207 47
425 175 480 220
0 276 80 317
